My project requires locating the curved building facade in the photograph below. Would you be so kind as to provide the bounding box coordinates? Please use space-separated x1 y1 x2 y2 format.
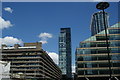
90 11 109 36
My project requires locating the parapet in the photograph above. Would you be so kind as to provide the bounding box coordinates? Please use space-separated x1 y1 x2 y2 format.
24 42 42 49
1 42 42 50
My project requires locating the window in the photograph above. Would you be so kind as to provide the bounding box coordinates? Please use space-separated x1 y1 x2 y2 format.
113 69 120 74
77 56 83 61
109 29 120 34
78 63 84 68
99 63 109 67
90 42 96 47
112 63 120 67
92 64 97 67
91 49 97 54
85 70 92 75
112 55 120 60
96 36 109 41
98 56 108 60
78 70 84 75
92 70 98 74
97 42 108 47
110 41 120 47
83 56 92 61
99 70 109 74
109 35 120 40
97 49 108 54
111 48 120 53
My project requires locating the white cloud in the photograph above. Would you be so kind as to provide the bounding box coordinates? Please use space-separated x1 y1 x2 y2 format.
4 7 13 13
39 41 47 44
47 52 76 73
39 32 52 38
0 36 23 46
38 32 53 44
0 16 13 29
47 51 76 73
72 65 75 73
47 52 59 65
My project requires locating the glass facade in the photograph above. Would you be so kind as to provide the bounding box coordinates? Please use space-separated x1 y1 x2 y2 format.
76 23 120 78
59 28 72 78
90 11 109 36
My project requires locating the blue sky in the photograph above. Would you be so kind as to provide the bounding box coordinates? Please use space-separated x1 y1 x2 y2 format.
2 2 119 71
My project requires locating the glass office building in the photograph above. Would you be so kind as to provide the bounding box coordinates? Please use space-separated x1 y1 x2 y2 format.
76 23 120 80
59 28 72 79
90 11 109 36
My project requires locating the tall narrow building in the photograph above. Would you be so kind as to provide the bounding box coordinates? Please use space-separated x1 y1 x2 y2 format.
90 11 109 36
59 28 72 79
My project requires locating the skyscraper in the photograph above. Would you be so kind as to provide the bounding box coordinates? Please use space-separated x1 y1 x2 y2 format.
90 11 109 36
59 28 72 79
